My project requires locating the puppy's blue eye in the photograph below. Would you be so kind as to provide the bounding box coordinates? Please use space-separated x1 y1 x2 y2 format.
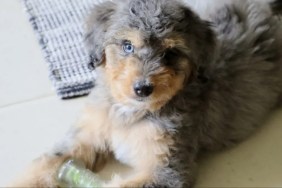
123 42 134 54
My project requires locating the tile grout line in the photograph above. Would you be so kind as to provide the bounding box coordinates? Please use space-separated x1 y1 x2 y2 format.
0 93 57 109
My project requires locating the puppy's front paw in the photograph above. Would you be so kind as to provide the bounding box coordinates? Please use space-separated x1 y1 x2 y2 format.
8 154 67 188
103 174 149 188
102 174 123 188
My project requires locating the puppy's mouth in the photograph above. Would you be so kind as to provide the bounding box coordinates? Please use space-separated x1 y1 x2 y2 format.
135 97 148 102
123 95 151 106
128 96 150 104
128 96 168 110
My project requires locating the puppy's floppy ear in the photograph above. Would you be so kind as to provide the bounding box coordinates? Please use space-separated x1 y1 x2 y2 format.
183 6 216 63
85 1 117 69
195 20 217 71
271 0 282 16
181 6 217 77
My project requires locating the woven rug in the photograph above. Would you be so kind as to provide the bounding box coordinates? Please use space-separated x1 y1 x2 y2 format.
22 0 107 98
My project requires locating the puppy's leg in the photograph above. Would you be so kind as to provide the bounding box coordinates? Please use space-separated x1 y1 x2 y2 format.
104 120 197 188
104 156 197 188
10 105 111 188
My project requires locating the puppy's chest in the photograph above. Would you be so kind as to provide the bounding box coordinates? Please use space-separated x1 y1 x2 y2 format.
110 120 173 167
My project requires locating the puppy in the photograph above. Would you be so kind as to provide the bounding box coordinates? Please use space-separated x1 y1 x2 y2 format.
11 0 282 187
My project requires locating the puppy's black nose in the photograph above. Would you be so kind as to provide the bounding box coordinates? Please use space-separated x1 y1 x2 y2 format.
133 82 154 97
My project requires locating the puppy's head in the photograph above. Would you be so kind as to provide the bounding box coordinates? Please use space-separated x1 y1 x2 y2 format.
86 0 216 112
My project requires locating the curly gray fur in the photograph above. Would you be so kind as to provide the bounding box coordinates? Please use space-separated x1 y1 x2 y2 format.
85 0 282 187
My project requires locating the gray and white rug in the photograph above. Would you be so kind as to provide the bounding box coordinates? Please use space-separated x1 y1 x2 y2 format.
22 0 106 98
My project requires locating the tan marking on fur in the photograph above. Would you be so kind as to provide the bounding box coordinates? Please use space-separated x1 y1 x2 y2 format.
112 120 173 168
120 175 151 188
11 105 112 187
10 155 68 188
149 59 191 111
93 153 110 172
104 45 141 104
104 45 192 111
105 173 152 188
116 29 144 48
76 105 111 149
108 120 174 187
163 36 187 49
11 100 175 187
10 149 109 187
69 105 113 172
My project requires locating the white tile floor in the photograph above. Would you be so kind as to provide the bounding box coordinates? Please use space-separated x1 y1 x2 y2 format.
1 0 282 187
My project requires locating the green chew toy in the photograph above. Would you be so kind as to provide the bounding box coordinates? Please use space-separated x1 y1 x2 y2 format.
57 159 103 188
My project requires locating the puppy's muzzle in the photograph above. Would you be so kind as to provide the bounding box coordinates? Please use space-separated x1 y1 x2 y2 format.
133 81 154 97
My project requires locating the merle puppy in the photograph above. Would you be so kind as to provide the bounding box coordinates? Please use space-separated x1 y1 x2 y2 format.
11 0 282 187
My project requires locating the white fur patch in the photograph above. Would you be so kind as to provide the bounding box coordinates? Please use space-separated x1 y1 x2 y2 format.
109 103 147 126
